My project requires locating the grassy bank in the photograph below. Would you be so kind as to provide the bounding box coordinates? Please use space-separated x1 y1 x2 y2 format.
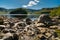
55 29 60 38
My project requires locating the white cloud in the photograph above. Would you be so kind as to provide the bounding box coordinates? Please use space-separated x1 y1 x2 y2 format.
27 1 37 6
22 0 40 8
22 5 28 8
34 0 39 2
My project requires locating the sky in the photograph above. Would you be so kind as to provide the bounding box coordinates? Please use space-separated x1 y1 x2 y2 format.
0 0 60 9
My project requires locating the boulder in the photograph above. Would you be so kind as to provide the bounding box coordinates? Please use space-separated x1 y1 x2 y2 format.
2 32 13 40
38 14 52 27
13 33 18 40
0 25 5 30
25 18 32 25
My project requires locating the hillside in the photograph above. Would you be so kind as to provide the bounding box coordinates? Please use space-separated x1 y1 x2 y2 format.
0 8 8 14
0 7 58 15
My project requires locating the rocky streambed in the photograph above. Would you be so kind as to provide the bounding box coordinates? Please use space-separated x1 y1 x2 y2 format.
0 14 60 40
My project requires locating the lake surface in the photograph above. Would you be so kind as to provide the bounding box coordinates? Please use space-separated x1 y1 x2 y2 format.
0 14 39 21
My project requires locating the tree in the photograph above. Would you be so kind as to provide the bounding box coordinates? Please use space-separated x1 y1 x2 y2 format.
10 8 27 19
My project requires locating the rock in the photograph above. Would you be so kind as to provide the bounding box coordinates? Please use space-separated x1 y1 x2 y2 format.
25 18 32 25
40 36 47 40
2 29 10 33
13 33 18 40
37 27 47 33
2 32 13 40
0 39 3 40
38 34 44 38
9 29 16 33
0 16 59 40
36 23 45 27
26 30 35 36
13 21 26 29
45 32 52 38
4 36 13 40
38 14 52 27
0 25 5 30
50 25 58 29
0 17 4 25
53 32 58 38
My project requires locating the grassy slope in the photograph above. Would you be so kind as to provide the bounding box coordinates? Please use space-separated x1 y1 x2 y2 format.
0 11 8 14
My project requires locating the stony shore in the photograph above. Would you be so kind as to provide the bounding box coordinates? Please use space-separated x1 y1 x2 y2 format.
0 14 60 40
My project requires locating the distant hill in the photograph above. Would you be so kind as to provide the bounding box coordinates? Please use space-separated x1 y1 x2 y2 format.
34 7 58 15
0 8 8 14
0 7 58 14
0 8 7 12
26 9 40 12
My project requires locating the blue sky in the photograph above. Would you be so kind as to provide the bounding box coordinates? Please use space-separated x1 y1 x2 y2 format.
0 0 60 9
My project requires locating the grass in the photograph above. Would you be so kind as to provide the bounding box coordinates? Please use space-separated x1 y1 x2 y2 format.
55 29 60 38
0 11 8 14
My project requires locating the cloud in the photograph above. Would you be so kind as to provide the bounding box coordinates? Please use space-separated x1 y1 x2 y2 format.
34 0 39 2
27 1 37 6
22 0 40 8
22 5 28 8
